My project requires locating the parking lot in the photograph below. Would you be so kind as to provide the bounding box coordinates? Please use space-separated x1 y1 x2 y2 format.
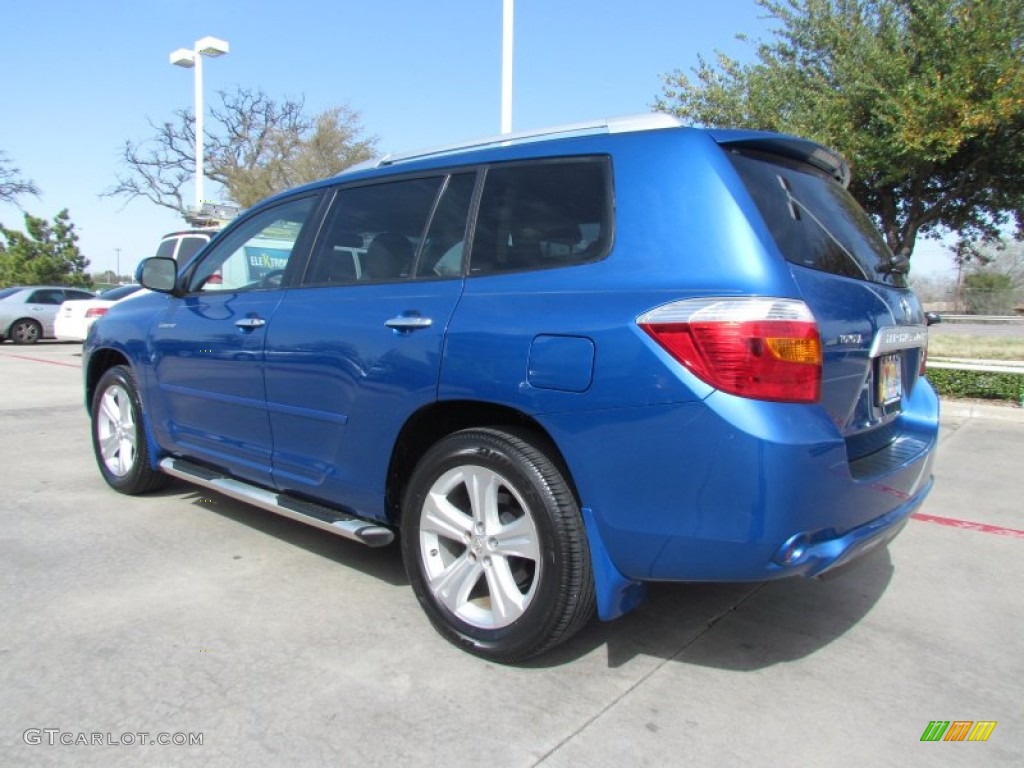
1 342 1021 767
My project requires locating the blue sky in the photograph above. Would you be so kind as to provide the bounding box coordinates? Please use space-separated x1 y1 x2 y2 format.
1 0 952 277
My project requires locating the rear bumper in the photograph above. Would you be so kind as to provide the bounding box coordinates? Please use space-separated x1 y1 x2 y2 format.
771 474 929 578
543 377 939 584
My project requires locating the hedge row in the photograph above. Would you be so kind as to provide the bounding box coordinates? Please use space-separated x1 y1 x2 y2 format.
925 367 1024 403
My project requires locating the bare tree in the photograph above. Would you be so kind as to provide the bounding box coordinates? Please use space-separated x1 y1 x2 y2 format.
106 87 378 213
0 151 40 208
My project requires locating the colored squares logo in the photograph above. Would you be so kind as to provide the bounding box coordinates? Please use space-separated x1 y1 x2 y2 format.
921 721 997 742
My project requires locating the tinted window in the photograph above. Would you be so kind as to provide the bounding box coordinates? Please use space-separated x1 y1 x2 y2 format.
187 197 317 293
27 289 65 305
305 177 444 284
729 151 906 287
99 285 141 301
178 236 210 263
155 238 178 259
65 290 95 301
470 158 611 275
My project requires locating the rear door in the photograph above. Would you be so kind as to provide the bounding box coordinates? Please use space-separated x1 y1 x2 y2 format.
264 172 476 519
725 146 929 467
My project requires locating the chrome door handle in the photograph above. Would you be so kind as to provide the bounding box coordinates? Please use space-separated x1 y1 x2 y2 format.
385 316 433 331
235 317 267 330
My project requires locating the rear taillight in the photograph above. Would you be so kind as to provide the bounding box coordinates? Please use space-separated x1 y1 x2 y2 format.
85 308 108 319
637 298 822 403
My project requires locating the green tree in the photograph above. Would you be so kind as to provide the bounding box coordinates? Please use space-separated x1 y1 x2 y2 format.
0 151 40 207
0 210 92 287
655 0 1024 261
107 87 378 213
962 270 1015 314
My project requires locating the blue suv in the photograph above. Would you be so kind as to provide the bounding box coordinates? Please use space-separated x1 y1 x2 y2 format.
84 114 938 661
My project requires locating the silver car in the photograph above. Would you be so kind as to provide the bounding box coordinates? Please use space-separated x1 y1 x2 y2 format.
0 285 96 344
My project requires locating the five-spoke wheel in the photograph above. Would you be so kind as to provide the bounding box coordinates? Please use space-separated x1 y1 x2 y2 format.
90 366 166 494
402 428 594 662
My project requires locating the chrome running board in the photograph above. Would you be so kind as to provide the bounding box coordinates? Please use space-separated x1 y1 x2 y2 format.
159 457 394 547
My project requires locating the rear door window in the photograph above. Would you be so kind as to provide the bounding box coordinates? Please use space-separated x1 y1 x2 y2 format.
469 158 612 275
729 151 906 287
27 289 65 305
305 177 444 284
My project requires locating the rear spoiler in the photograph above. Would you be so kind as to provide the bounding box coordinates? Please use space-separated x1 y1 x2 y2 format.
709 129 851 188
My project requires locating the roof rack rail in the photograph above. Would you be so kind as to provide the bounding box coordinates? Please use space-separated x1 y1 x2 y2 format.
341 113 683 175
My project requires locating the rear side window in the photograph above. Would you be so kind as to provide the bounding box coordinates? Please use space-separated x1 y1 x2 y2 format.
729 151 906 287
470 158 612 275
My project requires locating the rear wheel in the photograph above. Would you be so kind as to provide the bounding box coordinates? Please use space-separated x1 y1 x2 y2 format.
91 366 167 494
401 428 594 662
9 318 42 344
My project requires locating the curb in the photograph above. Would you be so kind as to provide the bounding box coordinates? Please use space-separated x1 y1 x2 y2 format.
941 399 1024 424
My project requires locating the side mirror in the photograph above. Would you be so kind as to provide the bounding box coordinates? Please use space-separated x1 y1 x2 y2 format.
138 257 178 293
924 311 942 326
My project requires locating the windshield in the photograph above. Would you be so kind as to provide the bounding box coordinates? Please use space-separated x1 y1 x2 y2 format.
729 150 906 288
0 287 21 300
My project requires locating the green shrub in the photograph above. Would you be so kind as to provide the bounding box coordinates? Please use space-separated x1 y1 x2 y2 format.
925 367 1024 403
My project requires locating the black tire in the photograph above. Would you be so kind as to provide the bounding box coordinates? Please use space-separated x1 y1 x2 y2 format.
401 427 595 662
90 365 168 494
9 318 42 344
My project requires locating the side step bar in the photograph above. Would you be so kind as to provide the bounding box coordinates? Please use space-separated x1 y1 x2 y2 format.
159 458 394 547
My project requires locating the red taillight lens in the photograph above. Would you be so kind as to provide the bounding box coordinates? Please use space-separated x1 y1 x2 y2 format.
85 308 108 319
638 298 822 403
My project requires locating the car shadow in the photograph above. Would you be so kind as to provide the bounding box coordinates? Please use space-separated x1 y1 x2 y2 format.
153 478 894 669
528 546 895 670
166 480 408 588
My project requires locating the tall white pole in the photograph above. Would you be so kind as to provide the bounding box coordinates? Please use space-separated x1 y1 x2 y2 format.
194 51 204 209
501 0 513 134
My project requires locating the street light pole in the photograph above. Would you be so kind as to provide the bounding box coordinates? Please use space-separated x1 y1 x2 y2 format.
170 36 230 213
194 51 205 207
502 0 513 134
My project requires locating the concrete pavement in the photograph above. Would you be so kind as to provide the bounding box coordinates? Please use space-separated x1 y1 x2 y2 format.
1 342 1021 767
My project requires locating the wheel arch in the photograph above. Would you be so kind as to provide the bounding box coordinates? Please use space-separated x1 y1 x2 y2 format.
385 400 580 527
85 347 132 411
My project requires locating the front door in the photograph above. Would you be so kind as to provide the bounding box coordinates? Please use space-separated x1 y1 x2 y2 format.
146 195 321 486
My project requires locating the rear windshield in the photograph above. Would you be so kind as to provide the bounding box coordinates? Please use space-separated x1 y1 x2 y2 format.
729 150 906 287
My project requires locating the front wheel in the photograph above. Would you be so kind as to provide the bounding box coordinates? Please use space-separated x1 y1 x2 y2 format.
401 428 594 662
91 366 167 494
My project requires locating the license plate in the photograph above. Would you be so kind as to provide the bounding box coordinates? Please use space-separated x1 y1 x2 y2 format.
877 353 902 405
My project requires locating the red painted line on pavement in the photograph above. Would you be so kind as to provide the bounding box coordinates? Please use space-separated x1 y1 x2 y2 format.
0 352 81 369
911 512 1024 539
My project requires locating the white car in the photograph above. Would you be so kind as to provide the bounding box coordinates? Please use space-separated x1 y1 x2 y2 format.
54 285 147 342
0 285 96 344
